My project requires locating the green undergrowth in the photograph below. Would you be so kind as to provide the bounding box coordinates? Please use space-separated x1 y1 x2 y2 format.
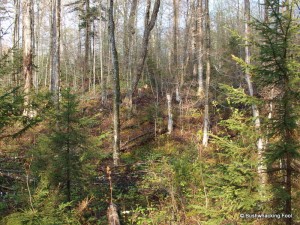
109 97 264 224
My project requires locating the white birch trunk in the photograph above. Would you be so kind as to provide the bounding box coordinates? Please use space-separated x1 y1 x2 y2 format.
167 93 173 134
245 0 267 196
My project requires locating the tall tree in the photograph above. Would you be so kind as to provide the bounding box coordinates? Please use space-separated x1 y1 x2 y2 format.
22 0 34 116
124 0 138 89
99 0 106 102
50 0 61 105
253 1 299 223
84 0 91 92
197 0 204 96
244 0 267 197
13 0 21 49
202 0 211 148
12 0 21 86
125 0 161 104
172 0 178 68
108 0 120 166
191 0 198 79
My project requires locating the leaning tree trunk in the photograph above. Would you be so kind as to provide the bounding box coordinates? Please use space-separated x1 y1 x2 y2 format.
22 0 34 116
125 0 160 105
124 0 137 76
108 0 120 166
124 0 137 94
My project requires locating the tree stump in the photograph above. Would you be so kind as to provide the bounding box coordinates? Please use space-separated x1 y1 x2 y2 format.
107 203 120 225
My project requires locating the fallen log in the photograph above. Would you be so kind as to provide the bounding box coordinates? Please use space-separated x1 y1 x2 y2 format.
120 128 167 152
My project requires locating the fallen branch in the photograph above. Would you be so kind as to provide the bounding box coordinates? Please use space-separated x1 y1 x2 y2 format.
120 128 167 152
121 129 154 148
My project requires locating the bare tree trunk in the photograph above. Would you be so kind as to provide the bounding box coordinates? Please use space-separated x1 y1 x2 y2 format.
13 0 20 47
92 21 96 94
244 0 267 197
264 0 269 22
33 0 40 92
197 0 204 96
77 11 82 90
22 0 34 116
167 93 173 134
172 0 178 69
99 0 107 103
84 0 90 92
50 0 61 105
181 0 190 87
125 0 160 104
173 0 182 103
13 0 21 86
124 0 137 94
202 0 210 148
191 0 198 78
108 0 120 166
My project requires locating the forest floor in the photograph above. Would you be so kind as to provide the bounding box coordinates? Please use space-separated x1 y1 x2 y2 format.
1 82 226 224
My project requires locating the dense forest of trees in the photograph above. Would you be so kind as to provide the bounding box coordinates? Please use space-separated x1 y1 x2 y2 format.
0 0 299 224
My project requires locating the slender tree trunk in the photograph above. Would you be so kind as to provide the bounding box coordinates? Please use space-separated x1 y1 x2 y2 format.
167 93 173 134
172 0 178 69
181 0 190 87
173 0 182 102
22 0 34 116
50 0 61 105
93 21 96 94
13 0 20 47
56 0 61 95
124 0 138 93
84 0 90 92
264 0 269 22
191 0 198 78
34 0 40 92
197 0 204 96
99 0 107 103
244 0 267 197
108 0 120 166
125 0 160 104
13 0 21 86
282 3 292 223
66 101 71 203
202 0 210 148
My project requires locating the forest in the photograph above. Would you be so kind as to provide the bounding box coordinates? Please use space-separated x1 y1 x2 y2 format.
0 0 299 224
